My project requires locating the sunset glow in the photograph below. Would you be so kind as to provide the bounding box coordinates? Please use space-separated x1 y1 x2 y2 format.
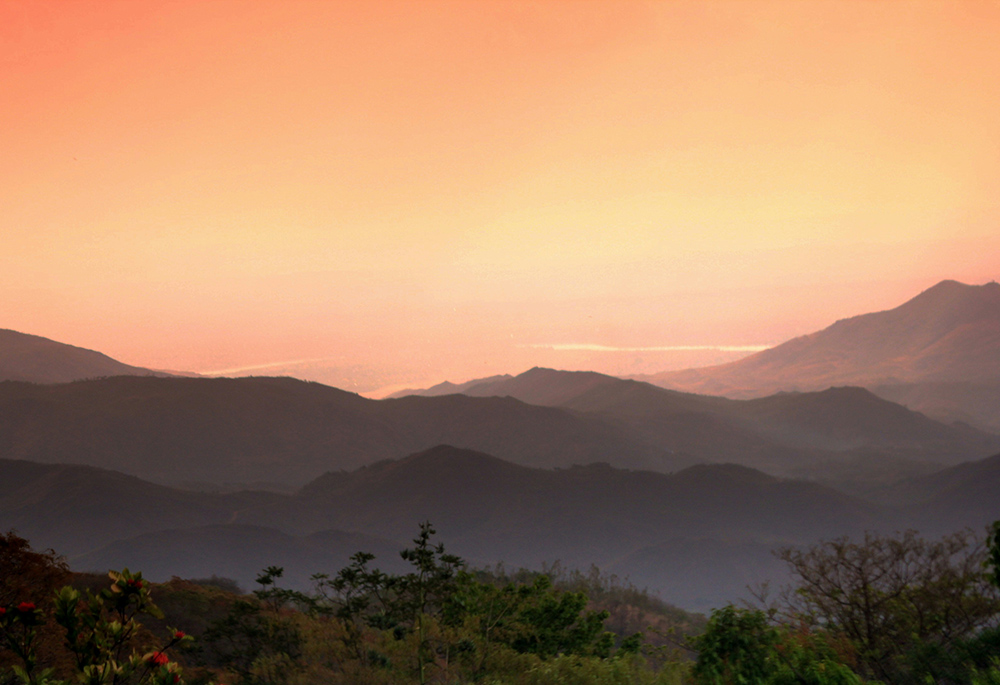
3 0 999 392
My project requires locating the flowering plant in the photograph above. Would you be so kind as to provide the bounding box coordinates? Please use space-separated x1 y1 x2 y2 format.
1 569 192 685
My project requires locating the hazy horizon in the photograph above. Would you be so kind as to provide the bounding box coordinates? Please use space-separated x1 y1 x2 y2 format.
3 1 999 393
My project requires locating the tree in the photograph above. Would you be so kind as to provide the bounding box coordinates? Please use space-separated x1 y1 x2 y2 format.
310 522 463 683
692 606 777 684
987 520 1000 590
777 528 1000 684
309 522 620 682
197 568 304 685
0 533 70 611
691 605 860 685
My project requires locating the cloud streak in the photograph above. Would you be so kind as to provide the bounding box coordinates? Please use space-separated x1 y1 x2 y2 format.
201 357 344 376
519 343 771 353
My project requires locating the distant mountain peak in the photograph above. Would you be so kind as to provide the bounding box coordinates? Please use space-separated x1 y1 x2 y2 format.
643 280 1000 398
897 278 1000 313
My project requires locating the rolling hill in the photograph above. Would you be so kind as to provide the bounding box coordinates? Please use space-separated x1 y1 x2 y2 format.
8 445 997 611
74 525 410 593
0 375 689 487
388 367 1000 479
1 446 896 612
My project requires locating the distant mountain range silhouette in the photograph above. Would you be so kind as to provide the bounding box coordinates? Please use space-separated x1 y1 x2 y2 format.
2 371 995 490
399 280 1000 433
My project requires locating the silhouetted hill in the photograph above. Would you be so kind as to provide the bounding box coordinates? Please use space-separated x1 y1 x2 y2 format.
8 363 988 492
642 280 1000 401
463 368 622 406
12 444 1000 611
0 375 689 487
0 329 168 383
388 374 513 398
731 386 996 455
397 367 630 404
259 446 884 607
612 539 788 612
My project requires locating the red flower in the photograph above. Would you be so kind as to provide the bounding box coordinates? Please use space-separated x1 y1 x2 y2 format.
17 602 36 612
0 607 6 616
172 675 180 683
173 631 185 639
148 652 169 666
127 579 143 589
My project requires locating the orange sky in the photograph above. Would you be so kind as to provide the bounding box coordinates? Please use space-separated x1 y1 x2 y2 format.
2 0 999 392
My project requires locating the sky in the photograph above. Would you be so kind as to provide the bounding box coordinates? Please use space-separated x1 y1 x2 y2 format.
2 0 999 394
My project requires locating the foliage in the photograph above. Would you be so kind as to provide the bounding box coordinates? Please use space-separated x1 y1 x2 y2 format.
304 522 622 682
196 569 303 685
968 660 1000 685
0 533 70 611
691 606 860 685
470 563 707 648
52 569 192 685
10 521 1000 684
988 520 1000 590
1 552 189 685
776 527 1000 684
481 651 688 685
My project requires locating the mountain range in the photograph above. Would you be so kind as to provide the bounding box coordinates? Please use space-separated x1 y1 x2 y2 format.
2 370 995 491
0 375 688 487
397 280 1000 437
4 444 998 612
2 278 999 613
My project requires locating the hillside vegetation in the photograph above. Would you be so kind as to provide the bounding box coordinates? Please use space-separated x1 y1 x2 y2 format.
3 522 999 685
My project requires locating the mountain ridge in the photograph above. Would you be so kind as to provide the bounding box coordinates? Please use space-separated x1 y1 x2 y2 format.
383 367 1000 476
0 328 169 383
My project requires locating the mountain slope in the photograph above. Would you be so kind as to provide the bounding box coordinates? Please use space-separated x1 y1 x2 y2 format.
0 458 255 555
389 374 513 398
871 381 1000 434
0 329 166 383
3 365 994 494
879 452 1000 534
642 280 1000 398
